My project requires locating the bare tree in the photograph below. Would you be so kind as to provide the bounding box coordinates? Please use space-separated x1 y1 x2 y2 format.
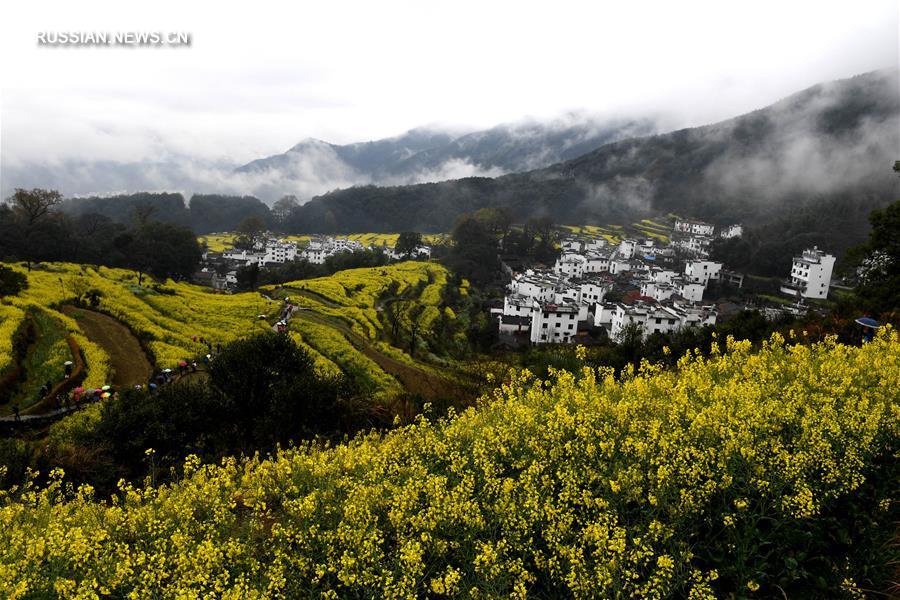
7 188 63 226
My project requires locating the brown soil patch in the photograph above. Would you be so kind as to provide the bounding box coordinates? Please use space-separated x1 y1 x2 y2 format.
61 306 154 387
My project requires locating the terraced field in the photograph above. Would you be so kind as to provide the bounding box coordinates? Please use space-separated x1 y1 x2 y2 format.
265 262 471 403
561 216 675 244
0 262 281 416
0 261 470 418
200 232 448 252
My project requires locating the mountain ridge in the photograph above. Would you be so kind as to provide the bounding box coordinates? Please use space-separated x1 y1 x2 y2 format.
287 69 898 232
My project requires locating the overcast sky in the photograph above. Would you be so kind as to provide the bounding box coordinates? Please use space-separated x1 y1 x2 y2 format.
1 0 897 168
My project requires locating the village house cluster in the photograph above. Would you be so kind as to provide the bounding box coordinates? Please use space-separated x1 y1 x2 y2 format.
494 218 838 346
194 235 432 290
493 218 750 345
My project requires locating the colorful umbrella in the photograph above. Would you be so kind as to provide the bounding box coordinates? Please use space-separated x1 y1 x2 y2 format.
179 360 188 367
74 387 84 394
64 360 74 366
163 368 172 373
101 392 110 399
101 385 111 391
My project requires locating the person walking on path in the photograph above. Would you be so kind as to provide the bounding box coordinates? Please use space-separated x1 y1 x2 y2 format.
12 404 20 422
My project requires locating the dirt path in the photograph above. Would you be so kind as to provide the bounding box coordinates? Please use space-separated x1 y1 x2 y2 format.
61 306 154 387
292 310 472 402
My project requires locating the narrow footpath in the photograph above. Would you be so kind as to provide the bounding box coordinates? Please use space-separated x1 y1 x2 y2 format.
61 306 154 387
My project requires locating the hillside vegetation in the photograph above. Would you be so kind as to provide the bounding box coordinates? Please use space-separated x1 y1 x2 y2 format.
1 331 896 597
266 261 469 401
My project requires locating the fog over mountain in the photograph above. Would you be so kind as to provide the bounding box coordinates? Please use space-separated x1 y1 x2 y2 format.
289 69 899 258
0 115 658 202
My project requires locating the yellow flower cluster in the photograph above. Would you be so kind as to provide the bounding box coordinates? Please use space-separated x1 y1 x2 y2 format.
269 262 452 397
199 232 446 252
0 330 896 597
0 304 26 375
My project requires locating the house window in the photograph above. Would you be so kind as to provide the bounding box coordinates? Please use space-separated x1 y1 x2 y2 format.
568 324 574 330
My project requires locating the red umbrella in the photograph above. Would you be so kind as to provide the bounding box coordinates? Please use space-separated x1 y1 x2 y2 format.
74 387 85 394
179 360 188 367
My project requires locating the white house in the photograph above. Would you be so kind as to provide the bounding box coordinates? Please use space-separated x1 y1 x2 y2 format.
593 302 618 330
530 302 581 344
780 247 835 299
684 260 723 285
674 219 715 236
673 235 713 258
610 303 679 340
554 253 587 279
609 258 633 275
719 224 743 239
609 301 717 340
649 268 678 284
583 237 608 252
578 281 609 304
300 242 329 264
618 238 638 260
639 280 677 302
262 241 298 265
509 271 567 302
677 280 706 303
223 248 265 266
584 251 612 274
560 238 582 253
503 294 538 318
498 314 532 335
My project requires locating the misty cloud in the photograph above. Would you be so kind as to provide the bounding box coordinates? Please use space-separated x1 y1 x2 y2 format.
700 73 900 204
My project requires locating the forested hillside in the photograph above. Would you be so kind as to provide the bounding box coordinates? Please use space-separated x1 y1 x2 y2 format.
287 70 899 269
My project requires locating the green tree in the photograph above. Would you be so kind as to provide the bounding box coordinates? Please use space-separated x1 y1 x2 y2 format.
444 215 499 285
236 263 261 291
127 221 203 285
395 231 423 258
849 199 900 315
234 215 267 250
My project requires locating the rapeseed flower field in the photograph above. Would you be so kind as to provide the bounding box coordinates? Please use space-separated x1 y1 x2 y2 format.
0 331 895 597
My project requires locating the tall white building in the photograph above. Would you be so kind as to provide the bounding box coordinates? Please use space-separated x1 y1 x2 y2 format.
618 238 638 260
684 260 723 285
530 302 580 344
780 247 835 300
